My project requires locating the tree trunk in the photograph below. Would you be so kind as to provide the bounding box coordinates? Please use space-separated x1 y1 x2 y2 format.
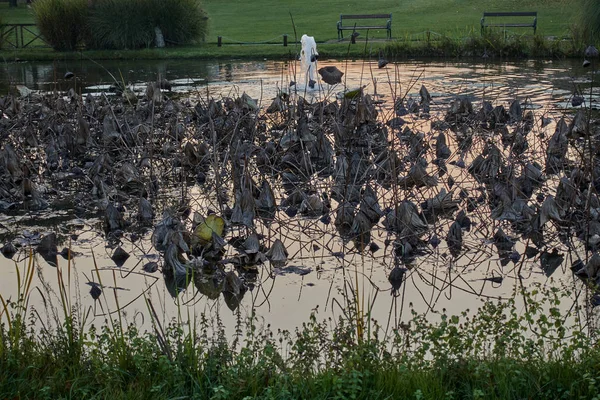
9 0 18 7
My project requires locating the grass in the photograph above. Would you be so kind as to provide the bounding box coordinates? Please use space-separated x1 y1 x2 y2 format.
0 0 587 60
0 3 33 24
578 0 600 42
201 0 575 43
0 43 382 61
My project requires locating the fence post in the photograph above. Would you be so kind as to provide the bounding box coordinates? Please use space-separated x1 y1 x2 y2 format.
217 36 222 47
283 34 287 47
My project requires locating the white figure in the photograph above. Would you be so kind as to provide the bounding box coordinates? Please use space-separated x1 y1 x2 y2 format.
300 34 319 89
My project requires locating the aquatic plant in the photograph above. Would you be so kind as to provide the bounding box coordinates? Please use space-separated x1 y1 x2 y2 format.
3 45 600 400
3 53 600 399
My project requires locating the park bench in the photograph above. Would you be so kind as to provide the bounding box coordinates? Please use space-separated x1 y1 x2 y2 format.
337 14 392 40
481 12 537 35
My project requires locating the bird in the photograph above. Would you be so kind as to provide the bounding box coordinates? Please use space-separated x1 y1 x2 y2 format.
378 50 388 69
388 264 407 296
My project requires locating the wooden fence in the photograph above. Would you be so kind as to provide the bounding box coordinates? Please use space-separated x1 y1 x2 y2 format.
0 24 49 48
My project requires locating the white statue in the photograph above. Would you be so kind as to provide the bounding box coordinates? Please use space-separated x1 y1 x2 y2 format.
300 34 319 89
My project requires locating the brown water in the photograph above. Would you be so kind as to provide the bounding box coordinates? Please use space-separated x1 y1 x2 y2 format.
0 57 598 336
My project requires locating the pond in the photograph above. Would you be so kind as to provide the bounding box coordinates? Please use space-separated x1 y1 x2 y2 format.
0 57 599 338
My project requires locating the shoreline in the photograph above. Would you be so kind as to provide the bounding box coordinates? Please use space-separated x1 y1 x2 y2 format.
0 37 588 63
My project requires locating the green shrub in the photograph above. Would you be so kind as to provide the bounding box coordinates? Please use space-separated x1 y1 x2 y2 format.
88 0 207 49
88 0 154 49
578 0 600 44
150 0 208 45
32 0 89 51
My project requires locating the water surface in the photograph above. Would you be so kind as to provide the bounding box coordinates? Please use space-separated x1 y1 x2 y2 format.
0 57 598 336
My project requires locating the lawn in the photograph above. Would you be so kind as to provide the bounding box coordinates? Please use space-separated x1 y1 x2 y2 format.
2 0 579 45
201 0 577 43
0 2 34 24
0 0 586 60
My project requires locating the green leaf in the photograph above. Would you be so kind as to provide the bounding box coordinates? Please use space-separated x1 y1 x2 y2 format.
195 214 225 242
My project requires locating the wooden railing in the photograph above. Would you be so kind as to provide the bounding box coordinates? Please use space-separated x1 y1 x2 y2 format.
0 24 49 48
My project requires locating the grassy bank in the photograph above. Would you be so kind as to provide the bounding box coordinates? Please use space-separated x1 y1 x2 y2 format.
1 285 599 399
0 0 590 61
0 43 382 61
0 255 598 399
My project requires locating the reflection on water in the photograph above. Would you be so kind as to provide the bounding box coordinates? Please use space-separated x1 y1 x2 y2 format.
0 57 599 336
0 59 284 96
1 58 596 104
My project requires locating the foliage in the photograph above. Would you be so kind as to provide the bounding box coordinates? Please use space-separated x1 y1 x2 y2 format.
88 0 208 49
0 256 599 400
88 0 154 50
32 0 89 51
149 0 208 45
384 30 576 59
577 0 600 44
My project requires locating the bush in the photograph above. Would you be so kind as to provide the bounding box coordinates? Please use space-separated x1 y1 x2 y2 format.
88 0 154 49
88 0 207 49
32 0 89 51
578 0 600 44
150 0 208 45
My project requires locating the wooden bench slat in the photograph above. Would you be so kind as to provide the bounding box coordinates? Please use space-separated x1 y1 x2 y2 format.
341 14 392 19
339 26 388 30
483 12 537 17
486 23 535 27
